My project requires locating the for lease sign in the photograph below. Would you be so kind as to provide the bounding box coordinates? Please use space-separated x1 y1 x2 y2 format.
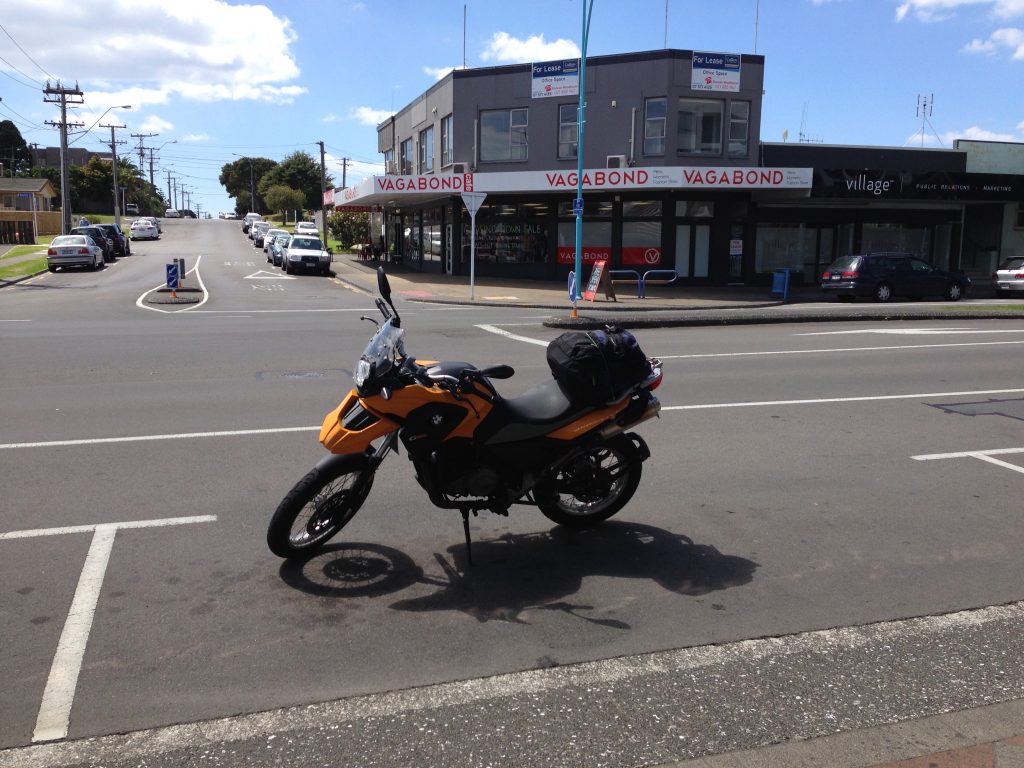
691 51 741 92
532 59 580 99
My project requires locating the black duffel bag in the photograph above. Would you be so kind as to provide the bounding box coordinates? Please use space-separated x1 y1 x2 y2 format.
547 326 651 405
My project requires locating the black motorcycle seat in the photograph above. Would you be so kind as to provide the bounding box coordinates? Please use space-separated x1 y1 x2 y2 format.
501 378 575 424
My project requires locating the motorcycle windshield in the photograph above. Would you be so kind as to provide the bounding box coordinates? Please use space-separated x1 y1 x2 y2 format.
355 319 405 386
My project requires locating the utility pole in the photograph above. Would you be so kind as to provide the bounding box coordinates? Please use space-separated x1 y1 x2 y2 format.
318 140 328 246
103 123 127 226
340 157 350 189
166 170 173 210
43 81 84 234
131 132 158 174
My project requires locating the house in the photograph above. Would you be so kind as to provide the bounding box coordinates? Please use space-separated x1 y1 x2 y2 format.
0 178 60 241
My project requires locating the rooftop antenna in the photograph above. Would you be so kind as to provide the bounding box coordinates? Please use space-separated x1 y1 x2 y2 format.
463 4 467 68
914 93 943 147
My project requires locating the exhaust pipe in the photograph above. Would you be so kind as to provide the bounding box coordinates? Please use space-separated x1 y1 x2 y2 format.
598 396 661 440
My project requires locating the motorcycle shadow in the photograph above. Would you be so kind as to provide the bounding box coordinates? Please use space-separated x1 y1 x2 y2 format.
277 524 758 627
391 522 758 626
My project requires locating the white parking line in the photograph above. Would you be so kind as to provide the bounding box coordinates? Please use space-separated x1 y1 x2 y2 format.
0 426 319 451
0 516 217 742
912 446 1024 475
662 388 1024 411
658 340 1024 359
476 324 549 347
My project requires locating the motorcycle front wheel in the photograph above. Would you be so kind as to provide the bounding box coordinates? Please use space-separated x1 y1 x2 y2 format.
534 434 643 528
267 455 375 558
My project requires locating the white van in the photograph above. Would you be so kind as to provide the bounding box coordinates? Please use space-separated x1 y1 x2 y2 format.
242 212 262 234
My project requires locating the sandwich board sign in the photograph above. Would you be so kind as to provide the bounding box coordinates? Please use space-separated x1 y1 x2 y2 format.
582 259 615 302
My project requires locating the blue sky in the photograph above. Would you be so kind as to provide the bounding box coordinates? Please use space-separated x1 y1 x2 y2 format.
1 0 1023 215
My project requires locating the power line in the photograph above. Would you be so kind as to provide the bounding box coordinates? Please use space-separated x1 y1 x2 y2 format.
0 55 42 89
0 21 57 81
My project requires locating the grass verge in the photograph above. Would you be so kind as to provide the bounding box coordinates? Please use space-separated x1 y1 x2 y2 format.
0 257 48 281
945 304 1024 312
1 244 48 260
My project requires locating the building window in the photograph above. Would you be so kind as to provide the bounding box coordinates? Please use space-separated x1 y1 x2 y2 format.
441 115 453 167
1016 203 1024 229
400 139 413 175
728 101 750 158
558 104 578 159
643 98 666 155
678 98 723 155
419 125 434 173
480 108 528 162
383 148 395 175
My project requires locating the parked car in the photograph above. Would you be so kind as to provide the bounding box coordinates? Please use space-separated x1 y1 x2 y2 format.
262 227 288 253
268 232 291 267
129 218 159 240
125 203 139 215
142 216 162 234
820 252 970 302
992 257 1024 297
294 221 318 235
251 221 271 247
242 212 262 234
164 208 182 218
281 235 331 275
69 226 115 262
47 234 105 272
96 223 131 257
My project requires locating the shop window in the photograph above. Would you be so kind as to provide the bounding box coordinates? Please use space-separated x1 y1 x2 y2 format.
557 221 611 265
441 115 453 167
755 224 816 275
623 220 662 267
400 139 413 175
675 200 714 218
521 201 550 218
678 98 722 155
557 199 613 217
419 125 434 173
623 200 662 218
643 97 666 155
675 224 711 278
862 223 931 259
558 104 578 159
468 216 549 264
480 108 528 162
728 101 750 158
1015 203 1024 229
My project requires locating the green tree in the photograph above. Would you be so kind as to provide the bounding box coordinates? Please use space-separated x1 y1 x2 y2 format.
328 210 370 249
219 156 278 214
0 119 33 175
264 184 306 218
257 151 332 212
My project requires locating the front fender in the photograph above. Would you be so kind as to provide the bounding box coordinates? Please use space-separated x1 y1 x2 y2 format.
319 390 399 454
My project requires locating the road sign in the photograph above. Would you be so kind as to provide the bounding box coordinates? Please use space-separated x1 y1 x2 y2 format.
572 197 584 216
568 271 577 301
165 263 179 289
461 192 487 216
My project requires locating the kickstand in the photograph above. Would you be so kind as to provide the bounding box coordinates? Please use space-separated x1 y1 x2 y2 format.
461 509 474 567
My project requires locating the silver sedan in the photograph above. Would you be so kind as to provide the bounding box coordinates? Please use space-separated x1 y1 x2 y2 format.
47 235 105 272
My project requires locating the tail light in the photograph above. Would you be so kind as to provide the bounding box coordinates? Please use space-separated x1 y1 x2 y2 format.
47 248 56 256
1016 273 1024 279
78 248 89 254
821 271 830 279
841 270 859 278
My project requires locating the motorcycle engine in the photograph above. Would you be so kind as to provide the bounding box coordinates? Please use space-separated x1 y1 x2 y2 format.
434 441 501 498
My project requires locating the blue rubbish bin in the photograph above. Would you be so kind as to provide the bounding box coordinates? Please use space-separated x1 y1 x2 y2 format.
771 268 791 302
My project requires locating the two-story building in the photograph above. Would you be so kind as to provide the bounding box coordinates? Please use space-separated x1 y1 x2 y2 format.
336 47 1024 286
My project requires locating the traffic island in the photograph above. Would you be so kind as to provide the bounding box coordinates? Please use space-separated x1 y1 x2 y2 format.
146 286 203 305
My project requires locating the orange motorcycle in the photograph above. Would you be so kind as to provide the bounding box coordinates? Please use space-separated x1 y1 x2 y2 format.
267 268 662 563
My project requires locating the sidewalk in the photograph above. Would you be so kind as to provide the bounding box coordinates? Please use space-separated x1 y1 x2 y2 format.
332 256 1023 328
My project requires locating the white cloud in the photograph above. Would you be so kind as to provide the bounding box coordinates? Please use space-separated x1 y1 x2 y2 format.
181 133 209 142
351 106 394 126
141 115 174 134
896 0 1024 22
479 32 581 63
424 66 457 81
913 124 1022 145
0 0 305 104
962 26 1024 56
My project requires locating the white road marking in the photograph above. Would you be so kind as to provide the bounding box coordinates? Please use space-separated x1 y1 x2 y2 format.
244 270 295 280
662 388 1024 411
0 319 32 322
0 426 319 451
476 324 549 347
658 340 1024 359
911 447 1024 475
796 327 1024 336
0 516 218 743
134 255 209 314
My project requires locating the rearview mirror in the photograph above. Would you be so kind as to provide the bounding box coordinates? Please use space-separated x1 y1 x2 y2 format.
377 266 392 304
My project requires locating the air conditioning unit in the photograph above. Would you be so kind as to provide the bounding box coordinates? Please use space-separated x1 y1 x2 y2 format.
606 154 627 169
451 162 468 174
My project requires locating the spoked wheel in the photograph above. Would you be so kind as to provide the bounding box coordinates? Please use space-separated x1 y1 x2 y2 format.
267 455 375 558
873 282 894 302
535 434 643 528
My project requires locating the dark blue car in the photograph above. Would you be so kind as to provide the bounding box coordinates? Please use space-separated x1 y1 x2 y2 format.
821 252 970 302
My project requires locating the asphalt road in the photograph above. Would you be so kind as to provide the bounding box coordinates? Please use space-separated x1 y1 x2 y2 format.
2 218 1023 766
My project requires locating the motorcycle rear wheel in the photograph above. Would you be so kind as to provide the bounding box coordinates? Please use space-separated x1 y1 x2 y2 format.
267 455 374 558
535 434 642 528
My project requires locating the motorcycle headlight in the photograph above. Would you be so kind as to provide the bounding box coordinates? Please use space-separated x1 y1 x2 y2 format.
354 358 372 387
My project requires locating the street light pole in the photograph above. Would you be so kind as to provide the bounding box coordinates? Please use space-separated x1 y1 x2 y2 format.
572 0 595 318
